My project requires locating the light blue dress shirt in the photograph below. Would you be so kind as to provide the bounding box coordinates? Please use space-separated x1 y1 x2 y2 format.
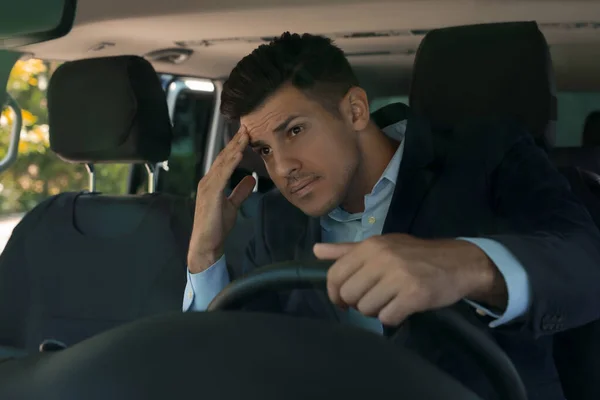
183 120 531 332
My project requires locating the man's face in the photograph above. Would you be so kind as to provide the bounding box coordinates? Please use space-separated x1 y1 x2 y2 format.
241 85 361 217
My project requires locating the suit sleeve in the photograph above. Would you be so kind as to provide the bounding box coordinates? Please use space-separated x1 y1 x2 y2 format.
238 195 286 313
484 129 600 338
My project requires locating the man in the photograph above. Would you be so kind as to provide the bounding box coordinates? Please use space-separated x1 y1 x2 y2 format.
183 33 600 399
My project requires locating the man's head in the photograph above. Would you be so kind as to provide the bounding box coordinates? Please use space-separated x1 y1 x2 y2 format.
221 32 380 216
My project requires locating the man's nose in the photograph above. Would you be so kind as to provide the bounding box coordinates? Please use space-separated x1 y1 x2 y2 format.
272 149 301 179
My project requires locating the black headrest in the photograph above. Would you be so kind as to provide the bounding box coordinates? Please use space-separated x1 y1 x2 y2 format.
583 111 600 147
48 56 172 164
410 21 557 150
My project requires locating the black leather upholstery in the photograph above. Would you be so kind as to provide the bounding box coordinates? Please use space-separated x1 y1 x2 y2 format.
411 21 600 399
0 56 193 351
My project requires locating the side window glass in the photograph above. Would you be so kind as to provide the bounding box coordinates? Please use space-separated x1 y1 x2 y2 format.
370 96 409 112
1 59 129 215
556 92 600 147
158 79 215 198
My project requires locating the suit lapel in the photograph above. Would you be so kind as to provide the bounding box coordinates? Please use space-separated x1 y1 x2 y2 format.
292 216 342 321
293 216 320 263
383 116 445 235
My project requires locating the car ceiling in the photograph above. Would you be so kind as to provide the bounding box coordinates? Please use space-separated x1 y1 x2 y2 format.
14 0 600 97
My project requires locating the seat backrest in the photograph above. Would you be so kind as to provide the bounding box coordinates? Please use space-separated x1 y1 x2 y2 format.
0 56 193 351
410 21 600 400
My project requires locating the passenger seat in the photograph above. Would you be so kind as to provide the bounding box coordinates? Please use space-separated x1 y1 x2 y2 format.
410 20 600 400
0 56 193 351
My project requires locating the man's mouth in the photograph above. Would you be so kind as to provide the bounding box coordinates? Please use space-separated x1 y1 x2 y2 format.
289 176 320 196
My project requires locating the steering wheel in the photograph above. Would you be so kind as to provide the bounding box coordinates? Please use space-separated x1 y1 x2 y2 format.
208 260 528 400
0 261 528 400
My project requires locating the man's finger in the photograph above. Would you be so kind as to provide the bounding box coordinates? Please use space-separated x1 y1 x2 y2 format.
212 125 248 164
326 256 363 307
207 131 249 191
378 294 412 327
228 175 256 208
337 262 385 309
313 242 356 260
324 246 372 307
228 125 248 149
353 275 400 317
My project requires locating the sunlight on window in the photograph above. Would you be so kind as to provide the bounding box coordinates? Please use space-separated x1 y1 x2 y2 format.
1 59 129 215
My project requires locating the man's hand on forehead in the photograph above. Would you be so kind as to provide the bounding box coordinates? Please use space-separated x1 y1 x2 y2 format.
187 123 256 274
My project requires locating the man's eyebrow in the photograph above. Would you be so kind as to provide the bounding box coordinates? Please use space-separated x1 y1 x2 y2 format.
249 115 303 149
273 115 302 133
249 139 267 149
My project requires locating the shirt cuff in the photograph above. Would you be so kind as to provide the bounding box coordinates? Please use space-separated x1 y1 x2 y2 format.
458 238 532 328
182 255 230 312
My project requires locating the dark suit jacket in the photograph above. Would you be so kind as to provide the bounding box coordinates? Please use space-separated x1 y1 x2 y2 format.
234 117 600 400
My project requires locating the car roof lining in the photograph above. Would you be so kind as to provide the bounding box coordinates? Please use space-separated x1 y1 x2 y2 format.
13 0 600 96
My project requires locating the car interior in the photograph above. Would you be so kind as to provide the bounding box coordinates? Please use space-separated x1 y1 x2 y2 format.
1 0 600 399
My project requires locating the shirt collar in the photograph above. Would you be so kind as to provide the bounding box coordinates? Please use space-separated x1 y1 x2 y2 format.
373 119 407 188
325 118 407 222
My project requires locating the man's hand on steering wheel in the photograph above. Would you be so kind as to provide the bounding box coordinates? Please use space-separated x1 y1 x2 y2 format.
314 234 508 326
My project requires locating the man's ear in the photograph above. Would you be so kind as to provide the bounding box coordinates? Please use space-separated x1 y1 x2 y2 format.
339 87 370 131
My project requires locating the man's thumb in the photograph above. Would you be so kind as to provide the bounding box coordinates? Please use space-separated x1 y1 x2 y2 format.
228 175 256 208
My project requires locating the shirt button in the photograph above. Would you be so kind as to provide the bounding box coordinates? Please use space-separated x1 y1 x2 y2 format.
187 290 193 299
368 216 376 224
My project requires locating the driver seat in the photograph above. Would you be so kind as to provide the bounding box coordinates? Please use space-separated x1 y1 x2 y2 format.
0 56 193 351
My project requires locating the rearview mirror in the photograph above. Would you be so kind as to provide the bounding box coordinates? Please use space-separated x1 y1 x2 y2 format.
0 0 77 48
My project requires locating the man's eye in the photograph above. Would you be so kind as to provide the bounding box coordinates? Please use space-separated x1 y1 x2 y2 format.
260 147 272 156
290 125 304 136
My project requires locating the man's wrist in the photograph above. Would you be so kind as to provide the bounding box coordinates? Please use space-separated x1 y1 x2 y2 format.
462 242 508 310
188 251 223 274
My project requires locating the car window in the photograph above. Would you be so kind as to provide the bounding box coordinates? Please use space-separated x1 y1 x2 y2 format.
146 80 215 198
556 92 600 147
370 93 600 148
370 96 409 112
0 59 130 215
